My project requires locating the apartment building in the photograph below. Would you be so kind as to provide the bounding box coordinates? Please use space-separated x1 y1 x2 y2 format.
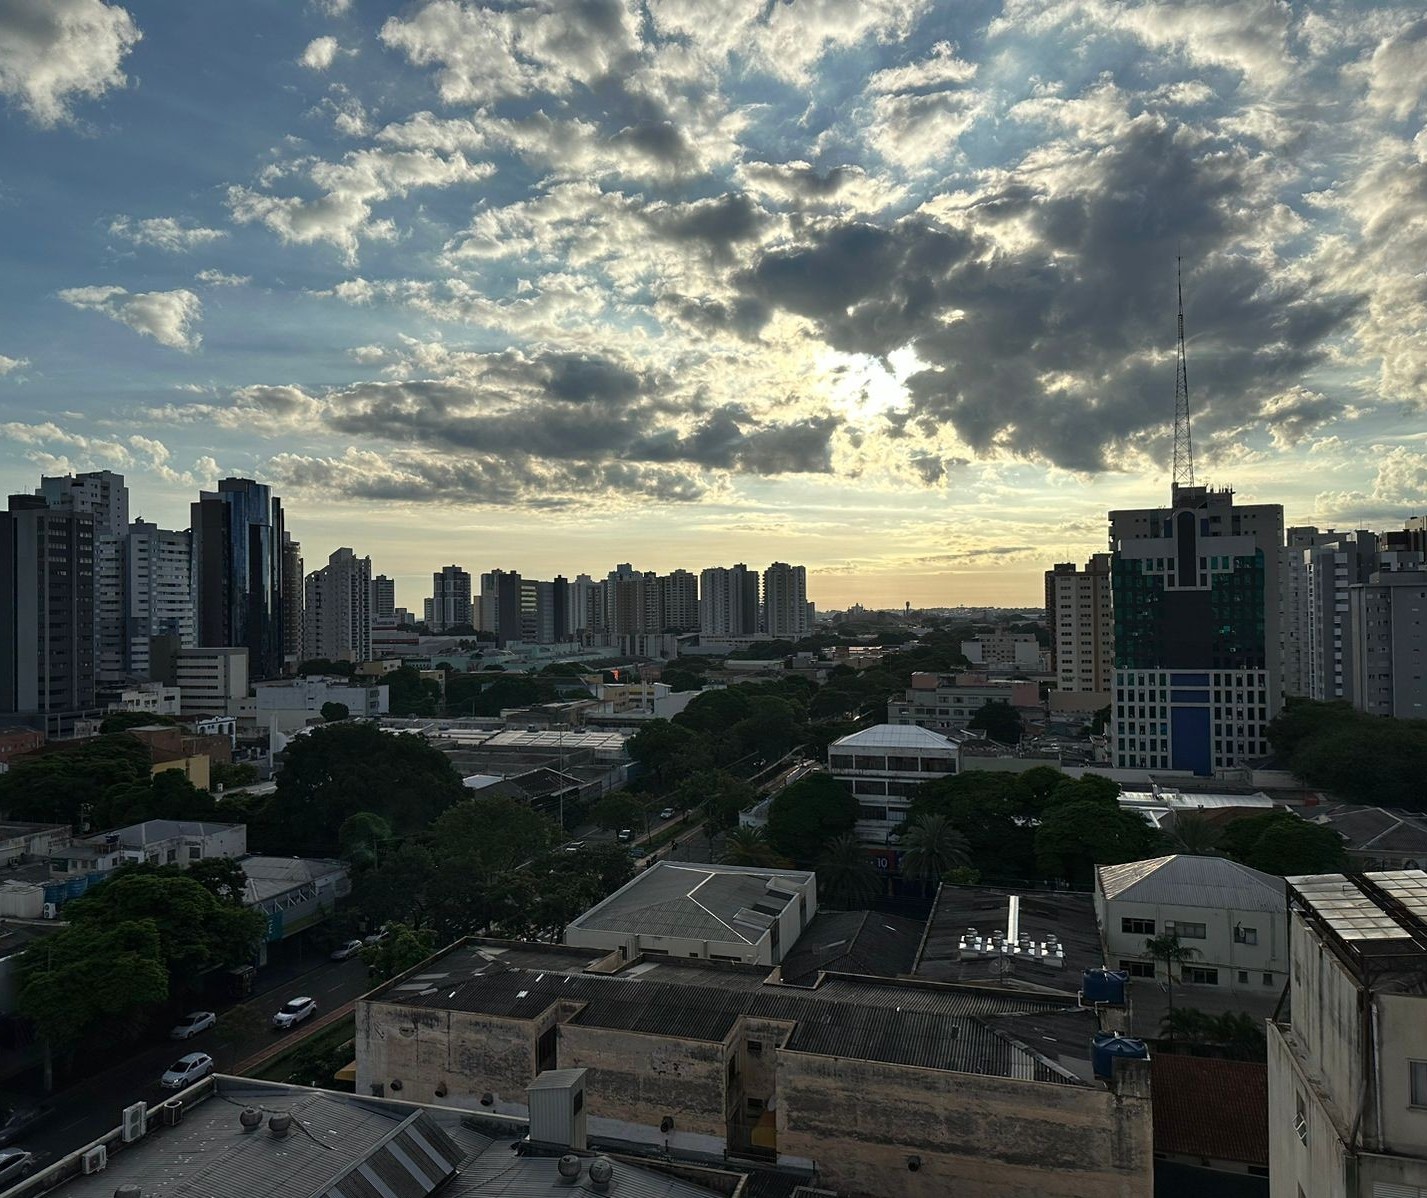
303 546 372 663
1046 554 1114 697
1348 569 1427 719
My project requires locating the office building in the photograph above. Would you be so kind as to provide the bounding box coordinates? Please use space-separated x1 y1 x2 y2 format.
887 672 1040 733
191 478 286 680
1046 554 1114 696
370 573 395 620
1349 569 1427 718
659 569 699 632
280 533 303 669
0 496 95 717
1269 871 1427 1197
122 520 193 679
1381 516 1427 556
426 564 472 631
1109 484 1284 773
762 561 809 638
699 563 760 636
568 573 597 633
478 568 521 644
828 723 963 842
303 547 372 663
1282 528 1380 701
152 643 249 717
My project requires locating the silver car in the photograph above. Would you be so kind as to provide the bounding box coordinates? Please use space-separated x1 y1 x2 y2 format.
161 1052 215 1089
0 1149 33 1186
170 1010 216 1039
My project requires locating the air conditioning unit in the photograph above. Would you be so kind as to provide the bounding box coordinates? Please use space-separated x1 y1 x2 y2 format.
41 902 57 919
160 1100 184 1127
121 1101 147 1143
81 1145 107 1174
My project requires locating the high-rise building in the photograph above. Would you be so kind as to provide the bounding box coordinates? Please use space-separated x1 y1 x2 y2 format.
281 533 303 669
762 562 809 639
39 470 129 690
1282 528 1379 701
1109 484 1284 773
191 478 286 679
304 548 372 663
370 575 396 621
569 574 597 633
1348 567 1427 719
0 495 95 717
699 564 760 636
1045 555 1114 696
426 565 472 632
660 570 699 632
605 564 648 636
123 520 194 679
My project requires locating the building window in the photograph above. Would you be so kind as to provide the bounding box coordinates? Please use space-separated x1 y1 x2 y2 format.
746 1098 765 1116
1264 973 1275 986
1233 924 1258 945
747 1040 763 1055
1412 1061 1427 1107
1294 1092 1308 1145
188 846 202 861
1121 918 1155 936
1186 967 1219 985
1177 922 1207 940
1119 959 1155 978
1238 971 1249 984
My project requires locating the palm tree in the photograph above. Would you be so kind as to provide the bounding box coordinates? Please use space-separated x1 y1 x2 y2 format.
815 833 882 907
1211 1011 1268 1061
1158 1006 1212 1046
899 814 971 892
721 826 780 868
1170 812 1221 855
1144 933 1198 1038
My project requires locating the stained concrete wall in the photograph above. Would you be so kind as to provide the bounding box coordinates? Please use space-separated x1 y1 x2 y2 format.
775 1051 1153 1198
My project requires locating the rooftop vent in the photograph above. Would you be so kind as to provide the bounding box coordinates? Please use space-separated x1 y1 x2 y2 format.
239 1107 262 1133
588 1158 614 1191
557 1153 583 1182
269 1112 292 1139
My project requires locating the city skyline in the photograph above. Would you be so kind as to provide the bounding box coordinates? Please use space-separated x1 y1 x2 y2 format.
3 2 1426 609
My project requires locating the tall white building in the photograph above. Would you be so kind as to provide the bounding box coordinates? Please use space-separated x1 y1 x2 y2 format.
123 520 194 679
1045 554 1113 696
568 574 597 633
1349 568 1427 719
1282 528 1379 701
426 564 472 631
762 561 809 639
699 563 760 636
304 547 372 663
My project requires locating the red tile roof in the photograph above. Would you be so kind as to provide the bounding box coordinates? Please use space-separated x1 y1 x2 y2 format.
1151 1054 1268 1166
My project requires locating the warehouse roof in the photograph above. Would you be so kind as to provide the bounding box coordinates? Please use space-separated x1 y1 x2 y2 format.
779 909 924 984
1097 855 1285 913
830 724 963 751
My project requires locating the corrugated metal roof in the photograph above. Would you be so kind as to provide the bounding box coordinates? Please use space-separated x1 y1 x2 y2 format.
1097 855 1285 912
830 724 962 750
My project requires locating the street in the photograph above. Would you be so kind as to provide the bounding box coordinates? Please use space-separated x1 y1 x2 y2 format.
11 953 372 1171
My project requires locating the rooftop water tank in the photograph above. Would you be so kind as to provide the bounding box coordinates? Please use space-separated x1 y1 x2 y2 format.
1092 1032 1149 1081
1082 967 1129 1006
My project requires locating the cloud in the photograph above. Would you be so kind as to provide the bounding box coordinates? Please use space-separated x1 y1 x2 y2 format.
310 0 350 13
109 215 226 252
194 269 249 287
58 285 203 350
1361 19 1427 121
300 36 339 71
0 0 141 126
0 354 29 376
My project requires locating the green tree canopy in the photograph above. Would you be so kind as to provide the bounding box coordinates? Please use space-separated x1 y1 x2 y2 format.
0 734 152 826
338 811 394 868
591 793 646 833
766 773 858 866
99 712 179 734
721 826 784 868
1034 795 1163 886
185 857 250 906
1217 810 1348 876
362 923 439 981
90 769 216 830
320 701 350 722
967 700 1025 745
1268 698 1427 811
898 813 970 888
815 832 881 906
386 666 442 717
627 718 712 789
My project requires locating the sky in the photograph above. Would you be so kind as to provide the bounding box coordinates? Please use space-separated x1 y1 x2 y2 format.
1 0 1425 613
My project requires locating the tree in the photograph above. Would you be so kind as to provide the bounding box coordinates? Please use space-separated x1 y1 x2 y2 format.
210 760 259 790
765 774 858 866
1144 933 1198 1037
668 770 756 839
90 769 218 830
99 712 178 734
0 734 152 827
1169 812 1221 855
1034 795 1163 886
898 814 970 890
815 833 881 906
338 812 394 869
721 826 782 868
627 719 711 790
185 857 249 905
1217 810 1348 876
320 701 350 722
385 666 442 717
661 668 704 693
591 794 645 834
967 700 1024 745
362 923 438 981
298 658 356 677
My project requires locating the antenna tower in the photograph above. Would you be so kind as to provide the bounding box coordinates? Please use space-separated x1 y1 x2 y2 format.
1172 257 1195 488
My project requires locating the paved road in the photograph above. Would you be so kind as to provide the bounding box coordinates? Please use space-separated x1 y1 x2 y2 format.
14 955 371 1171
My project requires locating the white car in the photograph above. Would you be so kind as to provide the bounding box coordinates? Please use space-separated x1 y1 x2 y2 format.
170 1010 216 1040
659 807 676 820
0 1149 33 1186
161 1052 215 1089
330 939 364 961
272 996 317 1029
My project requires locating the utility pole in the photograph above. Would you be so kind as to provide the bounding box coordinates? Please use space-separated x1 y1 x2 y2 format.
1172 256 1195 490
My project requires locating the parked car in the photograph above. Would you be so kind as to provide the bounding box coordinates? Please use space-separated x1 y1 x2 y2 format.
161 1052 215 1089
0 1105 51 1147
561 841 585 854
363 928 390 946
0 1150 33 1186
617 828 634 843
330 939 364 961
169 1011 217 1040
659 807 676 821
272 996 317 1029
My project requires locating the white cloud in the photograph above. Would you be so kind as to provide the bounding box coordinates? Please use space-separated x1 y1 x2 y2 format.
0 354 29 376
57 285 203 350
109 215 226 252
0 0 141 126
301 36 340 71
311 0 350 13
195 269 249 287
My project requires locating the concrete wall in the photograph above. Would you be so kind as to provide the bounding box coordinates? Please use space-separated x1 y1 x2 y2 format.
1099 895 1287 993
1268 1021 1352 1198
1376 993 1427 1157
775 1051 1153 1198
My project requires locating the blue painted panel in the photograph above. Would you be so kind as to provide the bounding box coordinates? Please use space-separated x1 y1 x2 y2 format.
1172 672 1211 686
1171 706 1211 776
1171 690 1210 704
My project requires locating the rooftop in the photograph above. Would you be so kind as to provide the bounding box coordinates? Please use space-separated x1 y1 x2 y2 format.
1097 855 1285 913
830 723 964 751
239 856 348 904
915 885 1103 994
105 820 242 846
31 1077 731 1198
366 937 1099 1084
1311 804 1427 856
1288 870 1427 978
778 909 924 985
565 861 812 947
1151 1055 1268 1167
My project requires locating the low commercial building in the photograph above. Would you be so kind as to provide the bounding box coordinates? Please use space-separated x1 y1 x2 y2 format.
107 682 180 715
888 672 1041 733
1152 1054 1269 1191
152 644 249 717
827 723 963 842
240 855 350 947
1095 855 1287 996
356 938 1154 1197
242 676 389 732
563 861 817 966
1269 871 1427 1197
